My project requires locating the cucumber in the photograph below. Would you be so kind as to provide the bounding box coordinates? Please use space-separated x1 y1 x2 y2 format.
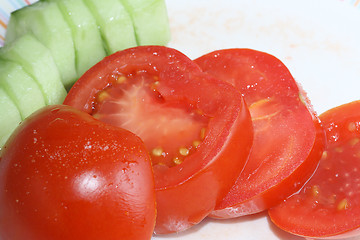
0 59 46 120
5 1 77 90
0 87 22 148
44 0 107 77
0 34 67 105
83 0 137 54
120 0 171 45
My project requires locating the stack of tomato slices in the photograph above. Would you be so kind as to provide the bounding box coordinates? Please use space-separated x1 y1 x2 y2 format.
1 45 360 240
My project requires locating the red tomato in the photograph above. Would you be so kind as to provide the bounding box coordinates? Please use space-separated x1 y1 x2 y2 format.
64 46 253 233
269 100 360 239
0 105 156 240
195 48 325 218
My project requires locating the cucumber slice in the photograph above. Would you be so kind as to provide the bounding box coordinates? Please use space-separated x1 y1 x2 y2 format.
120 0 171 45
45 0 107 77
0 34 67 105
0 59 46 120
5 1 77 90
83 0 137 54
0 87 22 148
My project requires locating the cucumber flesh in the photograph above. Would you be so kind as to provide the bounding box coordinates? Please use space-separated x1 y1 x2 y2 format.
0 34 67 105
45 0 107 77
120 0 171 45
0 87 22 148
5 1 77 90
0 59 46 120
83 0 137 54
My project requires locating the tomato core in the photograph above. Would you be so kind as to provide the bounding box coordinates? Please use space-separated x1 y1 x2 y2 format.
92 71 209 168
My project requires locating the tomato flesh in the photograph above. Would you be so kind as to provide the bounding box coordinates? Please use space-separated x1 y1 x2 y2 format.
64 46 253 233
0 105 156 240
195 48 325 217
269 100 360 239
93 72 209 168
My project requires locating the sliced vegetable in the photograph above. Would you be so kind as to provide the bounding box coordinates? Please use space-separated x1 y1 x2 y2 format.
83 0 137 54
5 1 77 89
0 34 67 105
0 59 45 120
0 105 156 240
269 100 360 239
43 0 106 78
64 46 253 234
120 0 171 45
0 87 21 148
195 48 325 218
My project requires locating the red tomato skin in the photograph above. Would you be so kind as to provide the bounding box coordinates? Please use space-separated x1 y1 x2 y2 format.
0 105 156 240
269 100 360 239
64 46 254 233
154 94 252 233
195 48 325 218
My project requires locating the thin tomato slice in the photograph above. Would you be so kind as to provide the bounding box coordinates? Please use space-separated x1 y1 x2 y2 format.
64 46 253 233
269 100 360 239
195 48 325 218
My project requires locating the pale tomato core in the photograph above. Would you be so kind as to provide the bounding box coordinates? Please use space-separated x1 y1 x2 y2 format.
92 73 209 168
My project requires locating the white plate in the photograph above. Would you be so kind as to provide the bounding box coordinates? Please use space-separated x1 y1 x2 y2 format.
1 0 360 239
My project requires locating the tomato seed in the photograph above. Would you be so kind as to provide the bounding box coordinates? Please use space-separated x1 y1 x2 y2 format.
349 138 360 146
173 157 183 165
179 147 190 156
97 91 110 103
117 76 127 84
348 122 356 132
321 151 328 160
337 198 349 210
193 140 201 148
152 147 164 157
335 147 344 153
311 185 320 197
200 128 206 140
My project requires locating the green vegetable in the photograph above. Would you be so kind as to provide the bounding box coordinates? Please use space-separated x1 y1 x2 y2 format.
44 0 107 77
0 59 46 119
5 1 77 89
120 0 171 45
0 88 22 147
83 0 137 55
0 34 67 105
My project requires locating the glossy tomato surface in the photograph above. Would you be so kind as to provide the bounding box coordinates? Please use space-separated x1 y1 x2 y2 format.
0 105 156 240
64 46 253 233
195 48 325 218
269 100 360 239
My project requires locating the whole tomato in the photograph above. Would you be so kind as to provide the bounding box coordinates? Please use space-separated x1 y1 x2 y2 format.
0 105 156 240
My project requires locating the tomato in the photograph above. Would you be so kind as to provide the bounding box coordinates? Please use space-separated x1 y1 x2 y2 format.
269 100 360 239
194 48 325 218
64 46 253 233
0 105 156 240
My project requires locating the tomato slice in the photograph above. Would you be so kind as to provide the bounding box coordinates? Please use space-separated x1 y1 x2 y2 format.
0 105 156 240
194 48 325 218
269 100 360 239
64 46 253 233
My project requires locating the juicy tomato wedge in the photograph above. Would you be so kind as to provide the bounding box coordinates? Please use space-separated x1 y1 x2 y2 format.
195 48 325 218
269 100 360 239
64 46 253 233
0 105 156 240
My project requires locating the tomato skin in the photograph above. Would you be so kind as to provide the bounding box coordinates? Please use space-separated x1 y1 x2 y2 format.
154 92 252 233
269 100 360 239
195 48 325 217
0 105 156 240
64 46 254 233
